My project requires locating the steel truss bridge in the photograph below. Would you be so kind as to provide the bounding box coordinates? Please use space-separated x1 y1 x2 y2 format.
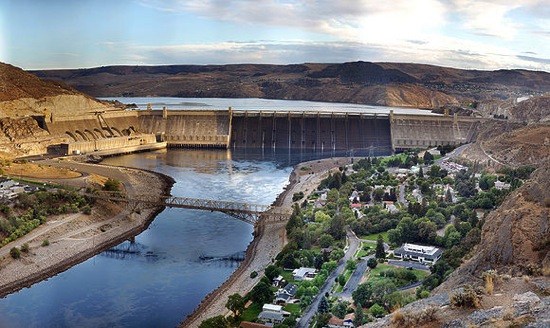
86 191 292 225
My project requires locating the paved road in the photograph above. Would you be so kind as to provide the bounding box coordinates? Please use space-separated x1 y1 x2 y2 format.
297 226 360 328
399 182 408 207
388 260 430 271
335 255 371 299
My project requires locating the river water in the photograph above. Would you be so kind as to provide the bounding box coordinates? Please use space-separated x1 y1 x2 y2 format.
0 149 296 328
0 98 398 327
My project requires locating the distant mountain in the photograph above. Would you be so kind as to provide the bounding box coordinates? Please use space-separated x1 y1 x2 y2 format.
31 62 550 109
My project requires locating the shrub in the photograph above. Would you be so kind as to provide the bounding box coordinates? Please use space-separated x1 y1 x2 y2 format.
450 285 480 308
482 270 498 295
250 271 258 279
21 243 30 253
10 247 21 259
82 205 92 215
42 239 50 246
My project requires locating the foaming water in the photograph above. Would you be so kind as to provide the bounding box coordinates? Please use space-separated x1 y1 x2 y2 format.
0 149 293 328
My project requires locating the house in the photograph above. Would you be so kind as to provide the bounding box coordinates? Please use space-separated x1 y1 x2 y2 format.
385 204 398 214
272 275 285 287
292 267 317 281
275 283 298 304
494 180 511 190
328 313 354 328
0 178 17 190
343 313 355 327
393 243 442 265
257 304 289 325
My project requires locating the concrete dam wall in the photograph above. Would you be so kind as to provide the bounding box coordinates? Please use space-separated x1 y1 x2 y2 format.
135 109 481 153
230 111 392 154
138 109 230 148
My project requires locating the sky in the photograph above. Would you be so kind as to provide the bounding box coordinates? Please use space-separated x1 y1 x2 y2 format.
0 0 549 71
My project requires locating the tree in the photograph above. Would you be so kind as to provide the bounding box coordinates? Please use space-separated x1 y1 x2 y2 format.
329 214 346 240
338 273 346 287
226 293 245 318
369 303 385 318
319 234 335 248
10 247 20 259
318 295 330 313
375 234 386 259
353 306 364 327
353 283 372 308
265 265 281 281
331 300 350 319
367 257 378 269
199 315 229 328
103 178 121 192
247 281 273 304
315 313 332 327
345 260 357 271
423 151 434 163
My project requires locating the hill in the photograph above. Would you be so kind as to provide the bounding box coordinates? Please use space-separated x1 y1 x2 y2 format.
31 62 550 109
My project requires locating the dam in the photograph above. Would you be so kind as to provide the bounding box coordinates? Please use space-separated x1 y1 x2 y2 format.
38 98 482 156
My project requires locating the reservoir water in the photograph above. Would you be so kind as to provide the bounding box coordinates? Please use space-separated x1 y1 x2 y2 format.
0 149 294 328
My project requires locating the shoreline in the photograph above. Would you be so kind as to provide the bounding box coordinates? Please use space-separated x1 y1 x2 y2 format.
0 161 175 299
180 156 350 328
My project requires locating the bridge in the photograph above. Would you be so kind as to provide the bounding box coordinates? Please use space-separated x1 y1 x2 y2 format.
86 191 293 225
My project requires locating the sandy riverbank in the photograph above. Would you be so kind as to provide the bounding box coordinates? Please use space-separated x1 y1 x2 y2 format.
180 156 350 328
0 160 174 298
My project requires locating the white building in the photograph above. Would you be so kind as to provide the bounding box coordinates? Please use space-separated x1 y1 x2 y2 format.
292 267 317 281
393 243 442 264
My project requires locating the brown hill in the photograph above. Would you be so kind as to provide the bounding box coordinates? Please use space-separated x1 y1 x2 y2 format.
31 62 550 109
0 61 116 118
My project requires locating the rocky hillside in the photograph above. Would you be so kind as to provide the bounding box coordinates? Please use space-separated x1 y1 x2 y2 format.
0 62 115 118
31 62 550 109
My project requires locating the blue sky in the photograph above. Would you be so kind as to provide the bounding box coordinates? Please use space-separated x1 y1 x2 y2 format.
1 0 549 71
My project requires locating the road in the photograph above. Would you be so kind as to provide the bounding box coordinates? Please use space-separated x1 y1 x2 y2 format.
399 182 408 207
334 255 371 299
297 226 360 328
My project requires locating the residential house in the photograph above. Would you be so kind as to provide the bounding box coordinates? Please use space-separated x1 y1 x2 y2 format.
393 243 442 265
292 267 317 281
0 178 17 190
275 283 298 304
272 275 285 288
257 304 289 325
328 313 354 328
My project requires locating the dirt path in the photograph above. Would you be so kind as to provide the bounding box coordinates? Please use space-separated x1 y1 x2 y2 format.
180 157 350 328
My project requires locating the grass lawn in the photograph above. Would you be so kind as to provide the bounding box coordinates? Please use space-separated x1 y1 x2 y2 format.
366 262 430 288
241 302 262 322
360 231 389 242
380 153 408 166
280 270 297 284
284 303 301 315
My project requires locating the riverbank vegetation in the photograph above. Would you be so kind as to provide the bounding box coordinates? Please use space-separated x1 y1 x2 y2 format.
199 149 535 327
0 189 94 247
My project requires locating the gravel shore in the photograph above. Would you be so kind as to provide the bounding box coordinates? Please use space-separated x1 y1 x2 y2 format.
180 157 350 328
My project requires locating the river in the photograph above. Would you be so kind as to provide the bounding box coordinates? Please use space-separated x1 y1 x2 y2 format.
0 97 398 327
0 149 295 328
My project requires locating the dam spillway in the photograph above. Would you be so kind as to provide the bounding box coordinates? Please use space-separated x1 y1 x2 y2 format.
230 111 392 153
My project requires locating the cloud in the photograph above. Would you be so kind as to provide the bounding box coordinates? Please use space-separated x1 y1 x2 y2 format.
517 55 550 65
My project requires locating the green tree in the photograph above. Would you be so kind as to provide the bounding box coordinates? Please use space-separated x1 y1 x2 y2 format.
331 300 350 319
369 303 386 318
353 283 372 308
318 295 330 313
226 293 245 318
354 306 364 327
247 281 273 304
345 260 357 271
103 178 121 192
315 313 332 327
199 315 229 328
375 234 386 259
329 214 346 240
319 234 335 248
10 247 20 259
367 257 378 269
338 274 346 287
265 264 281 281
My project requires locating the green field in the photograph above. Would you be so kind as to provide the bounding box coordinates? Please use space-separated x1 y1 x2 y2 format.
241 302 262 322
360 231 389 242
